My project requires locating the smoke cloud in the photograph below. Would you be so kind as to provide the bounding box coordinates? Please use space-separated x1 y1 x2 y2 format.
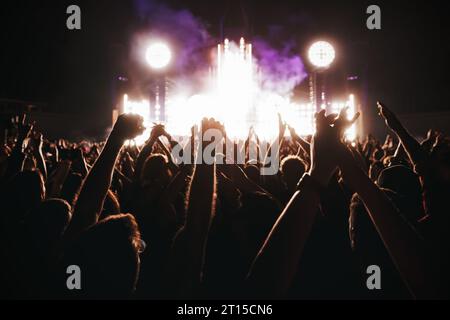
133 0 307 97
253 38 307 97
133 0 212 74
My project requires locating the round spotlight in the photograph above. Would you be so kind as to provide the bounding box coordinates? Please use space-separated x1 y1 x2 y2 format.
308 41 335 68
146 42 172 69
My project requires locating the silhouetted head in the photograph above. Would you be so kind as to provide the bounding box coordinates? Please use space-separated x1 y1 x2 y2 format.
349 191 397 254
23 155 37 171
244 164 260 185
349 192 412 298
99 189 121 220
378 165 421 196
60 172 83 206
430 142 450 185
0 145 10 178
140 154 172 202
373 148 384 161
280 156 306 193
234 192 280 252
63 214 142 299
369 161 384 181
25 198 72 251
6 169 45 222
377 165 424 223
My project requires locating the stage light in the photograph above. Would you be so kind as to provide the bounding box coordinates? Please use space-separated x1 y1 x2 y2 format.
162 39 355 141
308 41 335 68
345 94 357 141
146 42 171 69
217 38 254 139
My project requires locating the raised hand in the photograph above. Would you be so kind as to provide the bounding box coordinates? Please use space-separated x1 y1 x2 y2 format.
30 131 48 177
199 118 225 159
110 113 145 142
31 131 44 150
377 101 427 168
310 109 359 187
65 114 143 241
150 123 166 141
246 111 359 298
309 110 340 187
426 129 437 142
287 125 297 138
377 102 402 132
288 124 311 155
333 107 360 137
201 117 225 136
249 125 255 137
17 114 33 143
200 117 224 141
278 113 287 139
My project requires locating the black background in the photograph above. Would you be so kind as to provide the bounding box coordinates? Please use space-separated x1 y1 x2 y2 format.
1 0 449 121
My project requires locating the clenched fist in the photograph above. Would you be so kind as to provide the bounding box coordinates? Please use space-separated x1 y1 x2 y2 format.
110 114 145 142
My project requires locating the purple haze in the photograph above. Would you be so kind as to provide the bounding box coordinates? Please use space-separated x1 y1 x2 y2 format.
133 0 212 75
133 0 307 97
253 38 308 97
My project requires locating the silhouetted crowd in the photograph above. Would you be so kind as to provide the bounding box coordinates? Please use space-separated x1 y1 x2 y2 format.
0 102 449 299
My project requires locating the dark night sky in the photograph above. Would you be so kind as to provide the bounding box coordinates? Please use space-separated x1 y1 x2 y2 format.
1 0 449 121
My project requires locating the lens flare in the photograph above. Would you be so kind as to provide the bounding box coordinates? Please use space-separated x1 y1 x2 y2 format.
308 41 335 68
146 42 172 69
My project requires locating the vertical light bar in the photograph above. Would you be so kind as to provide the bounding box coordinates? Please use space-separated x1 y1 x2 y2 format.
240 37 245 58
346 94 356 140
123 94 129 113
217 43 222 88
248 43 253 68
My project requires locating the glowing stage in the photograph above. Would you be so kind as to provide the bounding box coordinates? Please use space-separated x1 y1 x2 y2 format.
122 38 358 143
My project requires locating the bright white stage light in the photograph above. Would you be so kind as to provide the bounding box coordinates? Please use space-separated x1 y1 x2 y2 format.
217 38 254 139
308 41 335 68
346 94 357 141
146 42 171 69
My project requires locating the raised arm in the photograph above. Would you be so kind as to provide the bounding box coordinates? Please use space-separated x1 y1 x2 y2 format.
337 143 434 299
64 114 144 241
167 118 220 297
31 132 47 179
47 160 72 198
5 115 32 179
134 124 165 181
225 163 270 195
377 102 427 168
156 136 179 174
246 110 355 297
262 114 286 166
288 125 311 155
